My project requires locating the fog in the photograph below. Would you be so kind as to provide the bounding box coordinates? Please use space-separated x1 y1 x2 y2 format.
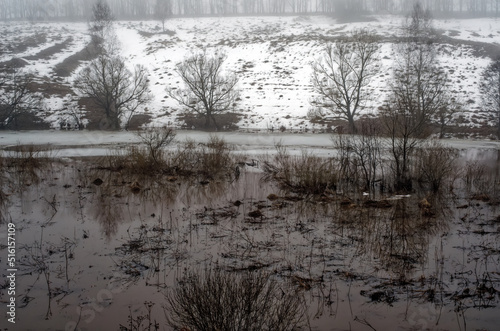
0 0 499 21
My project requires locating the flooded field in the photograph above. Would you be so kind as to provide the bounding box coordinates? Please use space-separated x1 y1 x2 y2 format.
1 132 500 330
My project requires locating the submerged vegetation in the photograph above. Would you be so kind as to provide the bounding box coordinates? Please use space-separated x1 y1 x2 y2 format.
99 128 237 181
1 128 499 330
263 131 459 197
0 4 499 326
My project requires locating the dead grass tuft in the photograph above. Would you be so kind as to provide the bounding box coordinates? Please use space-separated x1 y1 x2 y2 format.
97 131 236 182
262 143 337 195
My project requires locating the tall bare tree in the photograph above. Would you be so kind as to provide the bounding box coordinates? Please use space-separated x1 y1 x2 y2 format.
0 69 42 130
480 57 500 138
155 0 172 32
404 1 433 41
74 55 151 130
383 2 450 191
311 29 380 133
89 0 114 51
167 50 239 130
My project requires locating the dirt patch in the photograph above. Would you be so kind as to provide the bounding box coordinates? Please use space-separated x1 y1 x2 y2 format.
78 97 108 130
1 32 47 55
28 78 74 97
435 33 500 59
0 57 30 71
7 112 50 130
179 112 242 131
127 114 152 130
53 42 100 77
138 29 176 38
24 37 73 61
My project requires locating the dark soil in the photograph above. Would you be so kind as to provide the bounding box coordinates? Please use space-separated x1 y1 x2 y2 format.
78 97 108 130
138 29 176 38
7 112 50 130
0 32 47 54
24 37 73 61
127 114 152 130
179 112 242 131
53 42 100 77
0 57 30 71
28 78 74 97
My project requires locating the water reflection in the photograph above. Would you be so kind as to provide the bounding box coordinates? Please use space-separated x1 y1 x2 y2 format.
360 197 448 277
2 154 499 331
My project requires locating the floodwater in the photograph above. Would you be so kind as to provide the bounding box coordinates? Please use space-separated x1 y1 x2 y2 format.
1 131 500 330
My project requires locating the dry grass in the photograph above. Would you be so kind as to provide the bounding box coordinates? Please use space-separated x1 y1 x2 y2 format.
2 143 53 186
414 140 458 192
461 160 499 201
262 143 337 195
97 131 237 182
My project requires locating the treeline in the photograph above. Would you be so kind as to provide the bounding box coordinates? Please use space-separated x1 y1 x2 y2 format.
1 0 499 20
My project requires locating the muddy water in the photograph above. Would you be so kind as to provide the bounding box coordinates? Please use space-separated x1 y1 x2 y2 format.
1 148 500 330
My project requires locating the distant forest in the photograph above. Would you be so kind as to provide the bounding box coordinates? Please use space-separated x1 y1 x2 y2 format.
0 0 499 20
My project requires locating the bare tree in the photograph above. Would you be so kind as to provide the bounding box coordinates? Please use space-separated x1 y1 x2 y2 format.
167 49 239 130
404 1 433 42
155 0 172 32
311 29 380 134
434 98 461 139
0 69 42 130
89 0 114 51
383 2 450 191
73 55 151 130
480 57 500 138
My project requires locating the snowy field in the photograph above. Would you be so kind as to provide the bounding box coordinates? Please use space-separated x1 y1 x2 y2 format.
1 14 500 131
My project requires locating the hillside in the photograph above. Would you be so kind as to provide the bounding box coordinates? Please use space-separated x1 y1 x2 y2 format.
1 14 500 134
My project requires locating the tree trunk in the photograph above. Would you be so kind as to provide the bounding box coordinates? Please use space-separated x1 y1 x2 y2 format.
205 112 211 129
348 115 357 134
497 113 500 139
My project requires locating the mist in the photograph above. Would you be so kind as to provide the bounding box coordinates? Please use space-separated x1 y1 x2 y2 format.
1 0 499 21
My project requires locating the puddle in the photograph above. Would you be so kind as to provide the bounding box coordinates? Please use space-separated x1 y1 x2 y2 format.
1 146 500 330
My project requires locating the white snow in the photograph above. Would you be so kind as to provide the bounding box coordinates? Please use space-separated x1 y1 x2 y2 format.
1 15 499 130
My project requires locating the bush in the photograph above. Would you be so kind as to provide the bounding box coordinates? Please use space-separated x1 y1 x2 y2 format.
462 160 497 199
164 268 306 331
171 135 235 180
100 127 176 175
262 143 337 194
136 127 176 165
414 140 458 192
99 132 236 181
332 123 383 194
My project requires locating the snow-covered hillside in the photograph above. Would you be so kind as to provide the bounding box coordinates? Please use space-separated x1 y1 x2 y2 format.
1 14 499 131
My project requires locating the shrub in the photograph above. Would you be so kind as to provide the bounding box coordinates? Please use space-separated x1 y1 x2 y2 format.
200 135 233 176
135 127 176 166
164 268 306 331
332 124 383 194
98 132 236 181
262 143 337 194
414 140 458 192
462 160 497 199
171 135 235 180
99 127 175 175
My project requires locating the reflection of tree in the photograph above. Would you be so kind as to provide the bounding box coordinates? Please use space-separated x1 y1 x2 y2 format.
177 179 233 207
94 194 121 239
356 196 448 277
